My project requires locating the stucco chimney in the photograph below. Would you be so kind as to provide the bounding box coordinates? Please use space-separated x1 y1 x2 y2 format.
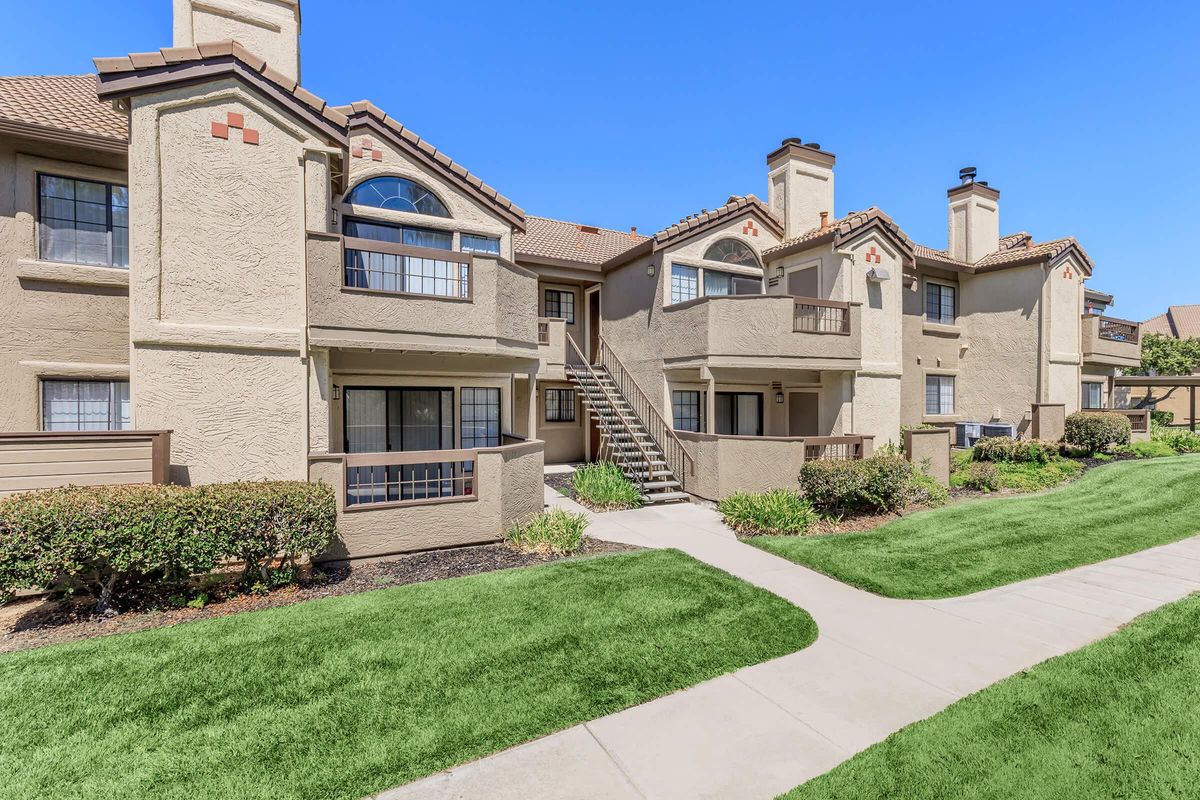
947 167 1000 263
766 138 835 237
174 0 302 82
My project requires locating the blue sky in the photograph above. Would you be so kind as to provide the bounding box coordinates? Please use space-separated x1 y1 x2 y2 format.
3 0 1197 321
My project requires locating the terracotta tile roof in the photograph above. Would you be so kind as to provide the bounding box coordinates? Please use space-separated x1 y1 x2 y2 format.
0 74 127 144
651 195 783 246
1143 305 1200 339
515 216 646 265
762 207 914 260
998 231 1032 250
338 100 525 231
974 236 1093 271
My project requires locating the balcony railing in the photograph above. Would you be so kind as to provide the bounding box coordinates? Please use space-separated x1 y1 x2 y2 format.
342 236 473 301
1105 408 1150 433
793 298 851 334
1097 316 1140 345
344 449 477 508
803 435 868 460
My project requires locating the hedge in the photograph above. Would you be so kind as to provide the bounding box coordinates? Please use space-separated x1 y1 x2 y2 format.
0 481 336 613
798 454 941 517
972 437 1059 464
1064 412 1132 455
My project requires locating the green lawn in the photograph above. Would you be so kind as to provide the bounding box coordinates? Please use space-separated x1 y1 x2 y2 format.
751 455 1200 598
0 549 816 800
782 591 1200 800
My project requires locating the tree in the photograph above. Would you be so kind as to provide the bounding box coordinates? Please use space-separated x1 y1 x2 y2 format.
1125 333 1200 408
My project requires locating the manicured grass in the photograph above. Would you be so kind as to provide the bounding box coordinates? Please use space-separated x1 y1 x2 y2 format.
750 455 1200 598
0 549 815 800
782 592 1200 799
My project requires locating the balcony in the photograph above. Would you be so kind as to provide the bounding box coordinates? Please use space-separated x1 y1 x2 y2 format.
1081 314 1141 368
306 232 539 361
661 295 862 371
536 317 568 379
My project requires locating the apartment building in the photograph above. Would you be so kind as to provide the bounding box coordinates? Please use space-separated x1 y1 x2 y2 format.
0 0 1140 555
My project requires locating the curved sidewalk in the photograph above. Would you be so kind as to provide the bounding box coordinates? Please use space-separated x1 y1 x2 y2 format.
375 488 1200 800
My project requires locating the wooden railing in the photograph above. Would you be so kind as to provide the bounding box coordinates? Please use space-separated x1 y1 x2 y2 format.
344 448 477 508
1106 408 1150 433
1097 316 1140 345
802 435 868 461
565 334 656 491
342 235 473 300
596 337 695 487
0 430 172 496
793 298 851 334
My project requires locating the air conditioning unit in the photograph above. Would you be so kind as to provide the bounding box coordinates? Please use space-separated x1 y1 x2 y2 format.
980 423 1017 439
954 422 983 448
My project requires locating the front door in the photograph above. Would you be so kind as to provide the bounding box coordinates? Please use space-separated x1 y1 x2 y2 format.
788 392 820 436
587 288 601 361
787 266 819 298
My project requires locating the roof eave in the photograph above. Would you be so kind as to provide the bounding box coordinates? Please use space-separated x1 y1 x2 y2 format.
0 116 127 154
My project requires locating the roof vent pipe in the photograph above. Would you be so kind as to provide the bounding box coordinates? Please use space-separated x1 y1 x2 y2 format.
819 211 830 231
959 166 978 184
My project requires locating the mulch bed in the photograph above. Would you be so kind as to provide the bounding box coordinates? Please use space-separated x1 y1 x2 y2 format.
543 470 578 502
0 538 638 655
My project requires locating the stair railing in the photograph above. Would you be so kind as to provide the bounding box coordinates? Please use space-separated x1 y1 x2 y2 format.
564 333 653 492
597 336 694 489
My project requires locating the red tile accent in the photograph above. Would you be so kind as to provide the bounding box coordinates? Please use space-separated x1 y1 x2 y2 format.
371 149 382 162
226 112 245 129
361 138 373 148
352 147 364 158
211 121 229 139
865 246 882 265
242 128 260 145
742 220 759 237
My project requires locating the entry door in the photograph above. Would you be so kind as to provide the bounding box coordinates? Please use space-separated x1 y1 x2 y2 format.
788 392 820 437
787 266 818 298
587 289 601 360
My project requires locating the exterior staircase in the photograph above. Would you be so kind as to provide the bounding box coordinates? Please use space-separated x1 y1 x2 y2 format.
565 357 690 505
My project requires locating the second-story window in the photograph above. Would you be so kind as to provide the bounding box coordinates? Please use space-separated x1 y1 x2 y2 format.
671 265 699 303
343 217 469 298
38 174 129 268
345 176 451 217
460 234 500 255
926 282 957 324
544 289 575 324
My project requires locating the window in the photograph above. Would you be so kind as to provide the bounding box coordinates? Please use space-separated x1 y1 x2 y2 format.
1082 382 1103 410
343 218 467 298
544 289 576 324
460 234 500 255
703 270 735 297
41 380 130 431
703 238 759 267
38 175 128 268
343 387 454 453
925 375 955 415
714 392 763 436
461 388 501 449
671 264 699 304
672 390 703 432
344 217 452 250
344 176 451 217
545 388 576 422
926 282 957 325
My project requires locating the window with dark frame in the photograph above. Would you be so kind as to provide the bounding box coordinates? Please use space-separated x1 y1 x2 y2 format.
40 379 130 431
672 390 703 432
460 387 501 449
545 388 576 422
925 282 957 325
342 217 469 298
1081 382 1103 410
544 289 576 324
37 174 129 268
925 375 955 415
714 392 763 436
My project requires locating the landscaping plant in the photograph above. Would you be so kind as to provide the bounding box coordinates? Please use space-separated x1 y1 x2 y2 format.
1114 439 1179 459
1064 411 1132 454
960 461 1000 492
971 436 1058 464
1152 423 1200 454
570 461 644 510
0 481 336 613
506 508 588 556
718 490 817 535
798 454 934 517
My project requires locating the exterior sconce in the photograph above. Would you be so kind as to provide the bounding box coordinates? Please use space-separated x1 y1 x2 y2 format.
647 263 655 277
776 266 785 278
774 391 784 404
332 385 341 400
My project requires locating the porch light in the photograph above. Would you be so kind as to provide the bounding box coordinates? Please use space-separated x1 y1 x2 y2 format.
647 263 655 276
775 390 784 404
333 385 341 400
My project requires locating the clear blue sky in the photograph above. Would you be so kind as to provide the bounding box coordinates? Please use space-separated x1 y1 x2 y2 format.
3 0 1196 321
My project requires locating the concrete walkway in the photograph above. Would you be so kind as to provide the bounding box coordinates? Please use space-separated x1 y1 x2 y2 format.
377 488 1200 800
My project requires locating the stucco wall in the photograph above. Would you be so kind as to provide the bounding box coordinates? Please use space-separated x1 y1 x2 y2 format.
0 136 130 432
535 380 585 463
903 428 951 487
1045 257 1084 412
173 0 302 81
676 431 807 501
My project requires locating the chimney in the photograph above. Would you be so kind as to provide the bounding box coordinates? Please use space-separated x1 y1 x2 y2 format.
947 166 1000 263
766 137 835 237
819 211 829 231
173 0 303 82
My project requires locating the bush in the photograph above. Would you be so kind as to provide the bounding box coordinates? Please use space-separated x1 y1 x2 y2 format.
571 462 644 511
718 490 817 535
1114 440 1178 459
798 454 930 516
909 472 950 507
506 508 587 556
972 437 1059 464
1153 424 1200 454
1151 409 1175 427
962 462 1001 492
0 481 336 613
1064 412 1132 454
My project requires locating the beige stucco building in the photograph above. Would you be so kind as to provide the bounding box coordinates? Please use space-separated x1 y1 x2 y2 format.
0 0 1141 553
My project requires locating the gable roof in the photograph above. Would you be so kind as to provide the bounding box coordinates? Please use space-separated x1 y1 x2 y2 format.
600 195 782 271
0 74 128 151
762 207 915 263
515 216 646 266
338 101 525 231
1143 306 1200 339
913 231 1094 275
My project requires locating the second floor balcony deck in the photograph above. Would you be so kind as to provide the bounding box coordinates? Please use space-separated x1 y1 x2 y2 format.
1081 314 1141 368
660 294 862 372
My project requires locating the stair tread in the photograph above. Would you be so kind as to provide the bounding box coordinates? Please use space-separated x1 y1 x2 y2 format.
642 491 690 503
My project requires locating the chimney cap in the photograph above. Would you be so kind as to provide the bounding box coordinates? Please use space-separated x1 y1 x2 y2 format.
781 137 803 146
802 142 822 150
767 138 836 166
959 166 978 183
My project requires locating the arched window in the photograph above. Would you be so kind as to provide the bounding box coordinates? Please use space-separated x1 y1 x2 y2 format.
704 238 759 267
345 176 451 217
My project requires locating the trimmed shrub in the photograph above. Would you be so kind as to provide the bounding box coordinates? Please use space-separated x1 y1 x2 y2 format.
718 490 817 536
571 462 644 511
506 508 587 556
0 481 336 612
1151 409 1175 427
972 437 1058 465
1064 412 1132 454
962 462 1001 492
798 454 931 516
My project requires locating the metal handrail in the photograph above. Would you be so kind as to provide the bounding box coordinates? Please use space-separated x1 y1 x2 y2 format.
597 336 694 485
564 333 654 491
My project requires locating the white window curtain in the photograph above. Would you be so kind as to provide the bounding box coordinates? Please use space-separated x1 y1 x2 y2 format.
41 380 130 431
671 265 698 304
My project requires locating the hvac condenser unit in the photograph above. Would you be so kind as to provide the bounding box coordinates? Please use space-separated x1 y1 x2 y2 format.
954 422 983 448
980 423 1017 439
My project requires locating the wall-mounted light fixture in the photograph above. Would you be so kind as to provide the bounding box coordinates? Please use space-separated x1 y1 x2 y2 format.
332 385 341 400
647 263 655 277
774 390 785 404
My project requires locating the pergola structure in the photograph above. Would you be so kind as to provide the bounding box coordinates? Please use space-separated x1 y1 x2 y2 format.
1110 374 1200 432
